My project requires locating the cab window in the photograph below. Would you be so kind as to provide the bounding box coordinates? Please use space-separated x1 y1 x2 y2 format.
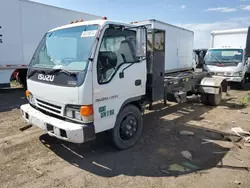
97 27 136 84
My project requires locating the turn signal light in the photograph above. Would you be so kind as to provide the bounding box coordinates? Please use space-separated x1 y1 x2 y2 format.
80 105 93 116
25 90 30 99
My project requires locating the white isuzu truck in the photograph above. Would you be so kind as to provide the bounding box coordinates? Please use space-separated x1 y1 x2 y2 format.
204 28 250 89
21 19 228 150
0 0 100 88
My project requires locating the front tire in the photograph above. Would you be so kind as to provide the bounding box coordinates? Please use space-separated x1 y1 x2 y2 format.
240 74 248 90
112 105 143 150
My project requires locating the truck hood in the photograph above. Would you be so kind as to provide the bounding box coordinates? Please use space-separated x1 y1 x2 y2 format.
204 62 243 73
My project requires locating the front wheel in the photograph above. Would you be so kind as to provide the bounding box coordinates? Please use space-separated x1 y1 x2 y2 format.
112 105 143 150
240 74 249 90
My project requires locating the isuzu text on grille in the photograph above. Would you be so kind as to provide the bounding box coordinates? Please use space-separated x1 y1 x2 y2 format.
38 74 55 82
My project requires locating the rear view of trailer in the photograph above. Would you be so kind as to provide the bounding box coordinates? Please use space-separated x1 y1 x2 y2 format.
211 28 249 49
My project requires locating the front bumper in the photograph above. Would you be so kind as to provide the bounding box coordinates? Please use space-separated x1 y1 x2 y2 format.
213 76 242 83
20 104 95 143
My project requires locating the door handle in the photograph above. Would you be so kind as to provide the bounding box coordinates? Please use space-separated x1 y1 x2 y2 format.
135 80 142 86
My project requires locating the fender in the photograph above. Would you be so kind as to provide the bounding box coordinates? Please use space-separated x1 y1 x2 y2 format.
199 76 228 94
120 96 143 112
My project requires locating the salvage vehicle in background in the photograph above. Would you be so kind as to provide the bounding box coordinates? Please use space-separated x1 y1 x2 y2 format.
204 28 250 89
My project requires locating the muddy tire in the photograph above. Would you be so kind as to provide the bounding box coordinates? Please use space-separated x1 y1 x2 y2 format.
201 94 209 105
17 70 27 88
207 88 222 106
240 74 249 90
112 105 143 150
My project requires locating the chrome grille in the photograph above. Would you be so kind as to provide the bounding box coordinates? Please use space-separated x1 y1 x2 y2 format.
36 99 62 114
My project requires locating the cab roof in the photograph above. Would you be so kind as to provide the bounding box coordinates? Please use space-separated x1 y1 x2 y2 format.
49 20 134 32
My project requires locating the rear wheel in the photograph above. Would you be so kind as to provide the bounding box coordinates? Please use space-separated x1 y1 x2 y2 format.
207 88 222 106
201 93 209 105
112 105 143 150
17 69 27 88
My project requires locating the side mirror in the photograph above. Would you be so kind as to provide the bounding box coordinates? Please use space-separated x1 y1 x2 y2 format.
136 27 147 58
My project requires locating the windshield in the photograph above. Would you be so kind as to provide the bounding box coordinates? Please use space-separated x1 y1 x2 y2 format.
30 25 99 71
205 49 243 64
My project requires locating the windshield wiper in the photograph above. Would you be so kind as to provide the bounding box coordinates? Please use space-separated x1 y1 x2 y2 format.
48 69 77 77
28 69 46 78
210 54 223 64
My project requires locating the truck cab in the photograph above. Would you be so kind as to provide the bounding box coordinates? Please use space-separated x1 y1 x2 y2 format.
204 47 249 85
204 28 250 88
21 19 148 149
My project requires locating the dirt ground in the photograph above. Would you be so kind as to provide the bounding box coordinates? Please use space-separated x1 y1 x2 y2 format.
0 88 250 188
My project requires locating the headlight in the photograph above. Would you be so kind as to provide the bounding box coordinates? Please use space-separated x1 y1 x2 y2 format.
216 72 225 76
65 105 93 123
26 90 36 105
65 106 82 121
233 71 243 77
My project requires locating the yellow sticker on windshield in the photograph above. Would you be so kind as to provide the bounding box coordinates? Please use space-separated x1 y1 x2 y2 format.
81 30 97 38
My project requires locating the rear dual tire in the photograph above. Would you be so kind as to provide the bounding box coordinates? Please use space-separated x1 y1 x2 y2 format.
17 69 27 88
201 87 222 106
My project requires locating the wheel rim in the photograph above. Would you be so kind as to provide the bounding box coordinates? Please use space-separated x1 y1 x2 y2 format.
119 113 138 141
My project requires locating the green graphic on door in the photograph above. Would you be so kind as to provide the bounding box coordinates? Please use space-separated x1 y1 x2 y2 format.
99 106 114 118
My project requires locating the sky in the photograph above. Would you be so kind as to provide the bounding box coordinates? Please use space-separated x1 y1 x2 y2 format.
31 0 250 48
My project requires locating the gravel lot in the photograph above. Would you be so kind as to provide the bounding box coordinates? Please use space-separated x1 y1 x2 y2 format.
0 88 250 188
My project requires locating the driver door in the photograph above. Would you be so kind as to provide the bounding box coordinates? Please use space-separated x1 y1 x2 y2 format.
92 25 146 133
